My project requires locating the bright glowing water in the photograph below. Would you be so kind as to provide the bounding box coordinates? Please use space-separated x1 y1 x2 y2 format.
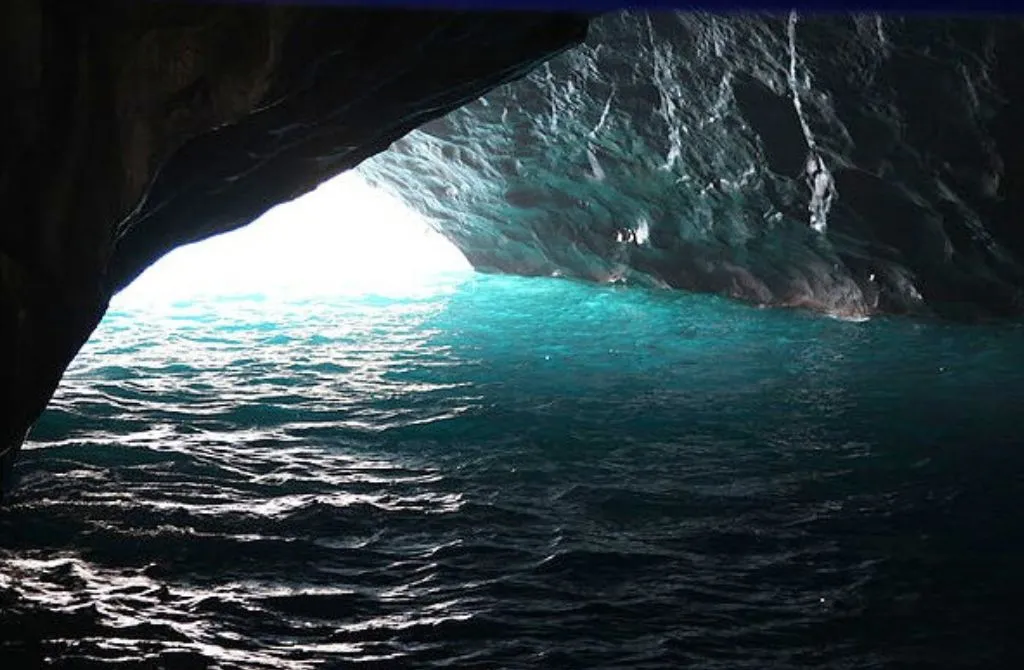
2 272 1023 668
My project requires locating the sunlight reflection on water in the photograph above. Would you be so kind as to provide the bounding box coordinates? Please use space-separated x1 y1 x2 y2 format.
2 270 1023 668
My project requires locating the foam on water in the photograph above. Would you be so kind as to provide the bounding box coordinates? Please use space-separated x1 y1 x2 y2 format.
2 271 1024 668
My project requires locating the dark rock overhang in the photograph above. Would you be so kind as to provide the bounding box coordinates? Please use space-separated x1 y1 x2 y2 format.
0 0 588 495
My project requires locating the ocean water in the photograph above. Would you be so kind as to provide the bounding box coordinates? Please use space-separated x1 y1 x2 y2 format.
2 270 1023 669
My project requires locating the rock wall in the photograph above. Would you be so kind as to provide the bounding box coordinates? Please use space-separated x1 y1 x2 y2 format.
363 13 1024 321
5 6 1024 497
0 0 587 497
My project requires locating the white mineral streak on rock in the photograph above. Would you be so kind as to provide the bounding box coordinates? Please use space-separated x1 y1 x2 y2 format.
788 11 835 234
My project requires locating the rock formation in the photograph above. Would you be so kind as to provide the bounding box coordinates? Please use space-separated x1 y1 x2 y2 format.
3 4 1024 497
0 0 588 496
363 13 1024 321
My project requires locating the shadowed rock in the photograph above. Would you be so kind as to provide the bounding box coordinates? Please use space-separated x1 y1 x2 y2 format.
0 0 588 496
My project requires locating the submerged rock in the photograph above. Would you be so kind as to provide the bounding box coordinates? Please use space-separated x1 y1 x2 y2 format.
362 13 1024 321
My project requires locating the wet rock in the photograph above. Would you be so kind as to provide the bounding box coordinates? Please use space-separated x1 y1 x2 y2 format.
364 13 1024 321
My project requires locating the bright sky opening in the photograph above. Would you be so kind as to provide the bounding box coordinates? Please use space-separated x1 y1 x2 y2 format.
112 172 471 307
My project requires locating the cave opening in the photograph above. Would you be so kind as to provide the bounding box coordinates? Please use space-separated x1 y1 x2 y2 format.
3 5 1024 668
113 170 472 308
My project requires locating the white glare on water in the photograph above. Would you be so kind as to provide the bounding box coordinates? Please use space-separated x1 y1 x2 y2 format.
112 172 471 307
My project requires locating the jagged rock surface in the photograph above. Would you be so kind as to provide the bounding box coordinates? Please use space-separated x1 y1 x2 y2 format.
362 13 1024 320
0 1 587 496
5 7 1024 498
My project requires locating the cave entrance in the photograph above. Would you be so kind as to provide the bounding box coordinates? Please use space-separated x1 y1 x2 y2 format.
112 171 471 307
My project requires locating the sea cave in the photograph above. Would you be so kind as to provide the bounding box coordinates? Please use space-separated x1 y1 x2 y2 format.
1 2 1023 667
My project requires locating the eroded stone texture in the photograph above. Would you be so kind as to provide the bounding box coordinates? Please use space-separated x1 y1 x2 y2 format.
5 6 1024 498
362 13 1024 321
0 1 588 496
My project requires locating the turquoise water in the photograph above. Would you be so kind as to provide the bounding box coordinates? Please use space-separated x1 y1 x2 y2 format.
2 271 1024 668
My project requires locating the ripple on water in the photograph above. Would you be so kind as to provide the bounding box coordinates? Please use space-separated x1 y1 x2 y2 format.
3 273 1024 668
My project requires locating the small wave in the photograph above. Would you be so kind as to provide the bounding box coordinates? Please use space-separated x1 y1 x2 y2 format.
4 277 1024 667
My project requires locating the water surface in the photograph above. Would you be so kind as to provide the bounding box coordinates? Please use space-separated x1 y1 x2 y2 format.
2 272 1023 668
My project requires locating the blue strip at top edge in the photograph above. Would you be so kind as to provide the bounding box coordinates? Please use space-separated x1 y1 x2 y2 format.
169 0 1024 15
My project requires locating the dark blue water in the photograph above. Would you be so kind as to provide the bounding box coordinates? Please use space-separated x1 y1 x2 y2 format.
2 271 1023 669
